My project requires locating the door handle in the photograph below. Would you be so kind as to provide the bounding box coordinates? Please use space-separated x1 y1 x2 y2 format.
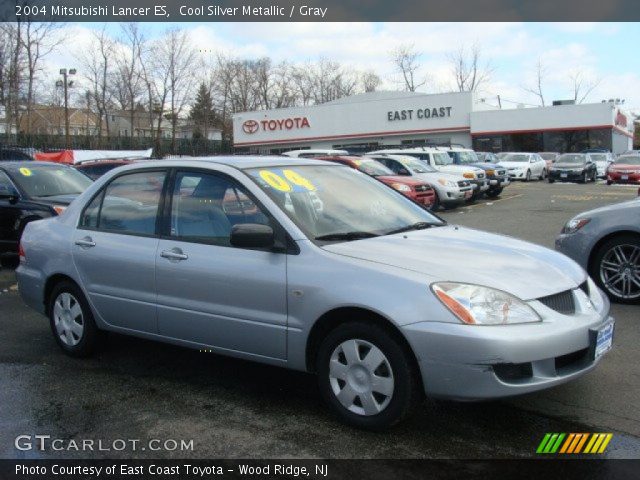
160 249 188 261
74 237 96 248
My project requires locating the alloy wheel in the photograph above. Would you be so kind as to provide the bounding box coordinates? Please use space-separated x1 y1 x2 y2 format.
599 244 640 300
53 292 84 346
328 339 394 416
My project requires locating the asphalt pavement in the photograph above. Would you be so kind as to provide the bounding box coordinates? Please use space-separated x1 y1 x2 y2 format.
0 179 638 459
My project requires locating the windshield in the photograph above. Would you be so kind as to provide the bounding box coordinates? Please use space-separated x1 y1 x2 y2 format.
539 153 556 161
452 151 479 164
396 156 437 173
355 159 395 176
246 165 443 242
617 156 640 166
557 154 586 165
7 164 92 197
432 152 454 165
503 154 530 162
589 154 607 162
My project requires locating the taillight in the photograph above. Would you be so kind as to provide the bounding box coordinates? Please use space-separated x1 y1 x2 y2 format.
19 241 25 262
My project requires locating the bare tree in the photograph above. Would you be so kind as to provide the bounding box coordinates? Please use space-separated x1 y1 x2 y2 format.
390 44 426 92
361 70 382 93
523 58 547 107
78 27 115 140
568 70 602 104
22 21 62 134
448 42 493 92
113 23 145 137
1 22 25 140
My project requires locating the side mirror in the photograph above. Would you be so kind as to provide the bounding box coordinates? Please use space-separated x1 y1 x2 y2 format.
0 188 19 204
397 168 410 176
230 223 274 249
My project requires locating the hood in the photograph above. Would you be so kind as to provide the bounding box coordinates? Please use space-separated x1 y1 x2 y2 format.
440 165 483 174
498 161 530 169
322 225 586 300
574 197 640 218
30 193 79 205
465 162 500 171
415 171 464 182
609 163 640 171
376 175 427 186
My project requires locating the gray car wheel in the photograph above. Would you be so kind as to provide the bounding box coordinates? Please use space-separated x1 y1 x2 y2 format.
591 235 640 304
317 321 419 429
48 281 104 357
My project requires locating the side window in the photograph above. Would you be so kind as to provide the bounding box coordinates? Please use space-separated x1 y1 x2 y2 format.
80 191 103 228
0 171 18 196
93 171 166 235
170 171 270 247
385 160 402 174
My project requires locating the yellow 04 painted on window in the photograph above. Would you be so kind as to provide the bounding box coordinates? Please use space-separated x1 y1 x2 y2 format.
259 170 292 192
19 167 32 177
283 169 316 191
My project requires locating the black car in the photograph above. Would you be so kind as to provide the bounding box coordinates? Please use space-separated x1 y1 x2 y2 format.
548 153 598 183
0 146 38 160
0 161 93 266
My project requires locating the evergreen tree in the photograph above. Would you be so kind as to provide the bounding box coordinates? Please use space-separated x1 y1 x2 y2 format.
190 83 216 138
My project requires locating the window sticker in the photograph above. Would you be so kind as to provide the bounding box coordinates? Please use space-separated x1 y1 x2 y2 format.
19 167 32 177
255 169 316 192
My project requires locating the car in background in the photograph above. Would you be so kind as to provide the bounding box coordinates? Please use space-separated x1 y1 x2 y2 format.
74 159 135 180
17 156 613 429
556 197 640 304
476 152 499 163
538 152 559 169
495 152 513 161
0 161 93 266
368 148 488 200
0 146 38 160
443 147 510 199
548 153 598 183
606 154 640 185
498 153 547 181
588 152 615 179
282 149 348 158
315 155 436 209
368 154 472 210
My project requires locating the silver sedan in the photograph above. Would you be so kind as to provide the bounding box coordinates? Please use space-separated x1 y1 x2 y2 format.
17 157 614 429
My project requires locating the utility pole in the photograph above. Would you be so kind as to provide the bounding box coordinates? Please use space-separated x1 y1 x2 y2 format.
56 68 76 149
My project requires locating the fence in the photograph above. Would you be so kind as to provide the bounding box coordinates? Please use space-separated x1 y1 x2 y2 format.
1 133 234 158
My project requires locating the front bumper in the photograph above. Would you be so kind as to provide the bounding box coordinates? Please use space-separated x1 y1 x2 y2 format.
607 172 640 184
489 177 510 188
507 169 528 179
402 295 612 400
549 170 585 181
406 190 436 207
469 179 490 193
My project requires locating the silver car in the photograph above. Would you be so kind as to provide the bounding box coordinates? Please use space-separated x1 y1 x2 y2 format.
556 197 640 304
17 158 614 429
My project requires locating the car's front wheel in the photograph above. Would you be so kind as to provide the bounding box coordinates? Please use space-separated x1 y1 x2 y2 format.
485 187 503 198
48 281 104 357
524 170 531 182
316 321 419 430
591 234 640 304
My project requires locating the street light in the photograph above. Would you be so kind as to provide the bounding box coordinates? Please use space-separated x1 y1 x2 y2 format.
56 68 76 149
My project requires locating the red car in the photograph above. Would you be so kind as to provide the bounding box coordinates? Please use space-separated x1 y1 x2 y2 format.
606 155 640 185
316 155 436 209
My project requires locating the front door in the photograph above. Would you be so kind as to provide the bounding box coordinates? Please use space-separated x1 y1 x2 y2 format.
155 170 288 360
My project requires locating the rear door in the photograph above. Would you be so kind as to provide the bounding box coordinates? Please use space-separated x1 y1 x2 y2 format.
0 170 22 253
72 169 168 333
155 169 288 359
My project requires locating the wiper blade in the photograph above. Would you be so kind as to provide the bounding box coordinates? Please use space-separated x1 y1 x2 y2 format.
315 231 380 241
385 221 438 235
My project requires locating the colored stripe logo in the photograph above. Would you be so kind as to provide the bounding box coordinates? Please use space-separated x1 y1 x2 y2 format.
537 433 612 454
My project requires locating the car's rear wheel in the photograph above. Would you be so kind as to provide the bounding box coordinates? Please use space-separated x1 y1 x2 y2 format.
590 234 640 304
48 281 104 357
316 321 419 430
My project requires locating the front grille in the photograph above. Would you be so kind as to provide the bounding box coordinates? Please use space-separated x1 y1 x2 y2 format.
415 184 432 192
497 169 506 176
555 348 590 374
494 362 533 383
457 180 470 187
538 289 575 315
477 172 485 179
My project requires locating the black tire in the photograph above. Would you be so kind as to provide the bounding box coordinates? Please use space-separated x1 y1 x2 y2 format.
48 280 104 357
316 321 420 430
589 234 640 305
581 172 588 184
485 187 503 198
429 192 441 212
524 170 531 182
606 180 612 185
548 177 555 183
540 169 546 180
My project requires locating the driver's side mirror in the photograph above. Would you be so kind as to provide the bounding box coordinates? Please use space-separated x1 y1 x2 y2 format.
230 223 275 249
0 187 19 204
397 168 410 176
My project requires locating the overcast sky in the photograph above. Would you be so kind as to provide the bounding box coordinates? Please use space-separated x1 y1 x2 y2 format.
48 22 639 113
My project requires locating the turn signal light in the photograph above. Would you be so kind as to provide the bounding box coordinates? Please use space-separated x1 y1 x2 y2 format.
52 205 67 215
18 241 25 262
433 287 476 324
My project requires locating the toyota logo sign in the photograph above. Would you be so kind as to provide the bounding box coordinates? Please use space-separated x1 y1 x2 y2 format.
242 120 259 134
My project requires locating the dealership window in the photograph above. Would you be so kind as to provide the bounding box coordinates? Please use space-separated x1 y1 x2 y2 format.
473 128 612 153
331 142 379 153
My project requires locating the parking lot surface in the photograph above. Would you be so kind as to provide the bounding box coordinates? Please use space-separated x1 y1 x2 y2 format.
1 180 638 459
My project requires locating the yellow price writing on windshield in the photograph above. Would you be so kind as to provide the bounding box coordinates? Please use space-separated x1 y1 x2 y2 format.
19 167 32 176
259 169 315 192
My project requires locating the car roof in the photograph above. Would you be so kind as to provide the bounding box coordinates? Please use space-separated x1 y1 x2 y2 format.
0 160 73 169
113 156 338 170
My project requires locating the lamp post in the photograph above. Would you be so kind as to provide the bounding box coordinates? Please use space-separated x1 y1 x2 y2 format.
56 68 76 149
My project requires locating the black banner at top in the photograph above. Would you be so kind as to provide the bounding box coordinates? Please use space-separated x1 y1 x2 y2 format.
2 0 640 22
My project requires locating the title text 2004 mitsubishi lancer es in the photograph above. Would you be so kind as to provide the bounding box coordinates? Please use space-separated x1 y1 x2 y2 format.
16 157 614 429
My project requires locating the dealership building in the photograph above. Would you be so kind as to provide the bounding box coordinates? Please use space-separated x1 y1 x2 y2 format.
232 91 634 154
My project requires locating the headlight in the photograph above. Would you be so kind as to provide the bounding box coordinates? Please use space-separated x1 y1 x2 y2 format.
587 277 605 312
485 169 495 176
463 172 476 179
561 217 590 234
431 282 542 325
390 183 412 192
437 178 457 187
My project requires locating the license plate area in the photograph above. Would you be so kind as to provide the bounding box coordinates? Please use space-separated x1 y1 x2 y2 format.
589 321 614 360
621 175 629 180
561 173 568 178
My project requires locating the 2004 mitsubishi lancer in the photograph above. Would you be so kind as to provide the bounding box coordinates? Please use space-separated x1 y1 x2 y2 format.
16 157 614 429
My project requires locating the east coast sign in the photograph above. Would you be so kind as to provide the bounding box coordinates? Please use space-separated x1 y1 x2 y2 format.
387 107 453 121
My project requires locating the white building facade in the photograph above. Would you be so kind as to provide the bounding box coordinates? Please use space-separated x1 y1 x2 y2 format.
232 91 634 154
